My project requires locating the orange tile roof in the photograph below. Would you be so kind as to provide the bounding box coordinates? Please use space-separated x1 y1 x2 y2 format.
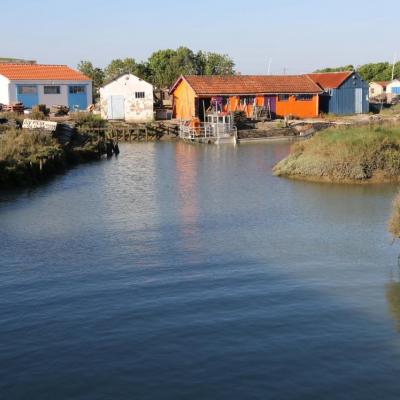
0 64 90 81
171 75 322 95
306 71 353 89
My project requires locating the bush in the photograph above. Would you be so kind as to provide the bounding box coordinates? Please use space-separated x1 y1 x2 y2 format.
0 128 61 163
69 112 106 127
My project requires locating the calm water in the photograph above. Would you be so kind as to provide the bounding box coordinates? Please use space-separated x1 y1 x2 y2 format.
1 142 400 399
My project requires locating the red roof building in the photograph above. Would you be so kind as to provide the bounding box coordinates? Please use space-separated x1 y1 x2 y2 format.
0 63 92 110
306 71 369 114
170 75 322 120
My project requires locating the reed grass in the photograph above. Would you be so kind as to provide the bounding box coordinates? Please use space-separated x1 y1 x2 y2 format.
273 125 400 182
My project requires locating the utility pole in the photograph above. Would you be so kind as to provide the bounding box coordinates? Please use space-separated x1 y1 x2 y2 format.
267 58 272 75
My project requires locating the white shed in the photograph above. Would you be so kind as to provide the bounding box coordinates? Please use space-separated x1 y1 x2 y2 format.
99 74 154 122
386 79 400 95
386 79 400 102
369 81 388 99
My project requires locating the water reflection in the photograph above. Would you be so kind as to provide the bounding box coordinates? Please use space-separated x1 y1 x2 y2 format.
385 281 400 331
175 143 200 252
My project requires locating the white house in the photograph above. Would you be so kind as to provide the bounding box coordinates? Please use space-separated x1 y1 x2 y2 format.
0 63 92 110
386 79 400 95
99 74 154 122
369 81 389 99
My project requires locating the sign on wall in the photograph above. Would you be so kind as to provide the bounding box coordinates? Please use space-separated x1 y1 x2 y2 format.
22 119 58 132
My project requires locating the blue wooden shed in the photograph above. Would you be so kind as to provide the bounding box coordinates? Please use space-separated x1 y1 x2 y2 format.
307 71 369 115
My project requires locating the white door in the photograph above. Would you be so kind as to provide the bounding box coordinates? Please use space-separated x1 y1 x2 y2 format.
355 88 362 114
108 95 125 120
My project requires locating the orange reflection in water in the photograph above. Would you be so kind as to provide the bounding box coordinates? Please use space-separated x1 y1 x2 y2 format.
175 142 200 252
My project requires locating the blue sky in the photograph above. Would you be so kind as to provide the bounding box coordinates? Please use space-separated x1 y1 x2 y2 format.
2 0 399 74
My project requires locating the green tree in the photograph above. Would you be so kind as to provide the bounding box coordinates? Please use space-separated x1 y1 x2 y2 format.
104 58 143 81
196 51 235 75
314 61 400 82
77 60 105 100
314 65 354 73
147 48 196 88
147 47 235 88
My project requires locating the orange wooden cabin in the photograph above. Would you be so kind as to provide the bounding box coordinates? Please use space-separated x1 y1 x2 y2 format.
169 75 322 121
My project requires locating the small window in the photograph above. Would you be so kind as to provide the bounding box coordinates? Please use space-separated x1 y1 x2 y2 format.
17 85 37 94
295 94 313 101
370 88 375 94
44 85 60 94
278 94 289 102
218 117 224 123
69 86 85 94
135 91 145 99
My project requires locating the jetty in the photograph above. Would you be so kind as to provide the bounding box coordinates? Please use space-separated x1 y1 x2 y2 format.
179 112 238 145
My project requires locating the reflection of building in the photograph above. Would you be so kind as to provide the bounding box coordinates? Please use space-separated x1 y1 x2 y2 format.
385 281 400 331
175 143 201 250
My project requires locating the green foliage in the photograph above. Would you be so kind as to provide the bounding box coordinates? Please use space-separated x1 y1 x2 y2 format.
314 65 354 73
145 47 235 88
0 128 61 163
315 62 400 82
69 112 107 129
77 47 235 91
147 49 184 88
77 60 105 100
103 58 148 82
273 125 400 182
195 51 235 75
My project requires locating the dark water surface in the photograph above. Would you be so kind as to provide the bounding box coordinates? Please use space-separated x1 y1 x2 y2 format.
1 142 400 399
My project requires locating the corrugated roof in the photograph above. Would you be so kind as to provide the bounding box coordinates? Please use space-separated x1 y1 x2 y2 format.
0 64 90 81
306 71 353 89
170 75 322 95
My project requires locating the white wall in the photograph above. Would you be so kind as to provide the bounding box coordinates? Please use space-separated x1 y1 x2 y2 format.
0 75 10 104
386 80 400 102
386 80 400 93
369 82 385 98
99 74 153 122
6 79 92 108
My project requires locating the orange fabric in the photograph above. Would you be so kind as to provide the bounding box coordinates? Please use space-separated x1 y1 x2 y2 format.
276 95 319 118
0 64 90 80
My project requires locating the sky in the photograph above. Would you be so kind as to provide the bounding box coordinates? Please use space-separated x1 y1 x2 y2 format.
1 0 399 74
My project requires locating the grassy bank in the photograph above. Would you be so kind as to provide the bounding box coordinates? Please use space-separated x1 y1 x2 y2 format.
273 124 400 183
0 127 103 188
